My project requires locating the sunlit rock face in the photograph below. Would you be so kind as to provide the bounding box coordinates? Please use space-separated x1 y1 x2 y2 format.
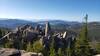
45 22 51 37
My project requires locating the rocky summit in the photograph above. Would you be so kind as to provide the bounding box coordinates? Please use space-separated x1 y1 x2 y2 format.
0 21 78 56
0 18 99 56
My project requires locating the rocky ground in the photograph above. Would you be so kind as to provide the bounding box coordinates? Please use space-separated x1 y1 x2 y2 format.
0 48 43 56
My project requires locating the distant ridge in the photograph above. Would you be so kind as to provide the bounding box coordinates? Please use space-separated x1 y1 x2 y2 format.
0 19 100 30
0 19 37 29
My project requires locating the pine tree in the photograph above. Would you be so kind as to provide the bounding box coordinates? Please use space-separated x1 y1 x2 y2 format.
58 48 63 56
4 39 12 48
0 29 12 48
49 46 55 56
26 42 33 52
0 29 2 47
0 29 3 47
49 37 56 56
42 47 49 56
0 29 2 38
33 40 43 53
66 47 72 56
74 14 91 56
95 43 100 54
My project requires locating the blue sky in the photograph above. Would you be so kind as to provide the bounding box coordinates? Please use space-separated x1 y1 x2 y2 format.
0 0 100 22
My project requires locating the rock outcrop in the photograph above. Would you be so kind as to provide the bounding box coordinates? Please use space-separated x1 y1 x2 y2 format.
45 22 51 37
0 24 42 43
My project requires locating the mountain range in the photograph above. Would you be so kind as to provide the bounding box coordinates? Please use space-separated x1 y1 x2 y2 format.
0 19 82 29
0 19 100 42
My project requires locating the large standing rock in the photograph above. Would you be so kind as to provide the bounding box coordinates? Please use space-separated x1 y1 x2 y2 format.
45 22 51 37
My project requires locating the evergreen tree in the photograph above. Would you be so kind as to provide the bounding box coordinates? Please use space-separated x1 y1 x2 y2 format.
49 46 55 56
49 37 56 56
0 29 11 48
0 29 2 47
74 14 91 56
0 29 2 38
26 42 33 52
42 47 49 56
21 38 26 50
4 39 12 48
66 47 72 56
58 48 63 56
95 43 100 54
33 40 43 53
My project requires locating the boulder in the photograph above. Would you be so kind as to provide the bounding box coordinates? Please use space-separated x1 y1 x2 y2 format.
0 48 21 56
94 54 100 56
0 48 43 56
21 52 43 56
